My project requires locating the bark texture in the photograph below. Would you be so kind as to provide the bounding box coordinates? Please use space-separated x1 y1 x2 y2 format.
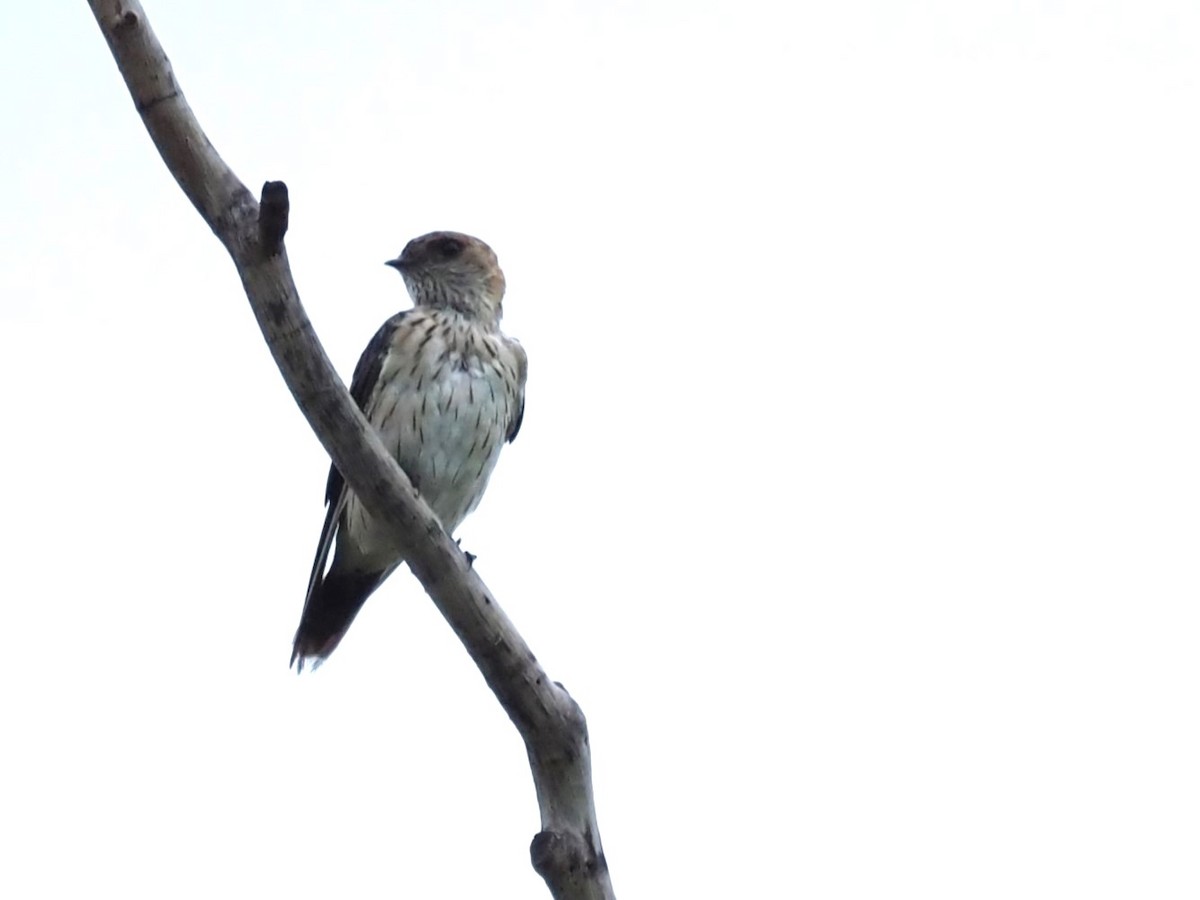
87 4 614 898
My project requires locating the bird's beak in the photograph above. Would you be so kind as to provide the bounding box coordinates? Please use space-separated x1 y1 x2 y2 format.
384 257 405 270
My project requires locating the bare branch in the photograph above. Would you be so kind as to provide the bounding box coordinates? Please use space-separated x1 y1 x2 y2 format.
87 3 614 897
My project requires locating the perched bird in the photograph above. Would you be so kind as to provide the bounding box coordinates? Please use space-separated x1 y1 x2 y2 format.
291 231 527 670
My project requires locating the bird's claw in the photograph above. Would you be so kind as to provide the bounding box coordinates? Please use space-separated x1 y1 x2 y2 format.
455 538 477 567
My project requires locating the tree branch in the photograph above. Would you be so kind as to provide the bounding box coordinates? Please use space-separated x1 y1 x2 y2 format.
87 3 614 898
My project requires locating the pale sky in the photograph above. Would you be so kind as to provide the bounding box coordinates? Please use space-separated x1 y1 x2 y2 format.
1 1 1197 897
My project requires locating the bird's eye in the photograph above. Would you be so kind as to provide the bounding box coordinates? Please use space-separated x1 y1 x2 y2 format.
432 236 464 259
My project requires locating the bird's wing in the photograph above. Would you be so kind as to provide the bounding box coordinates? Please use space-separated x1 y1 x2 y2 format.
302 311 412 610
323 310 413 504
505 337 529 443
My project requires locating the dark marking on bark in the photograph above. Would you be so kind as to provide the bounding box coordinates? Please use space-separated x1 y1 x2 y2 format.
134 90 179 114
114 8 140 30
263 296 288 328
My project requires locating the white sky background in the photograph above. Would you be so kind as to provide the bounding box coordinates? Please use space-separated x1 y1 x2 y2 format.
1 1 1197 897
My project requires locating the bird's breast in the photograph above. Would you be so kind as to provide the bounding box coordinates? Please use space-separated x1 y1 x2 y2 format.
343 315 520 564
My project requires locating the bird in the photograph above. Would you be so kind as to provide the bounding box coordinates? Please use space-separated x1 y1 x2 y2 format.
290 231 527 670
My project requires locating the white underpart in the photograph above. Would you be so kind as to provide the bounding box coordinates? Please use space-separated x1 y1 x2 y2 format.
342 311 521 570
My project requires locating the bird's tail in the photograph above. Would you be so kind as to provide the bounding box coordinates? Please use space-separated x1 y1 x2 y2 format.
290 568 384 671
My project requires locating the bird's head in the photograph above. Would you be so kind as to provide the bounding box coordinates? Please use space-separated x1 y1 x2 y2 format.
386 231 506 326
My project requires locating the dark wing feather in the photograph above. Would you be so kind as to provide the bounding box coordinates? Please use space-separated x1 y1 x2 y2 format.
299 490 348 625
323 311 412 505
506 399 524 443
505 339 528 444
292 311 412 669
302 311 410 624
